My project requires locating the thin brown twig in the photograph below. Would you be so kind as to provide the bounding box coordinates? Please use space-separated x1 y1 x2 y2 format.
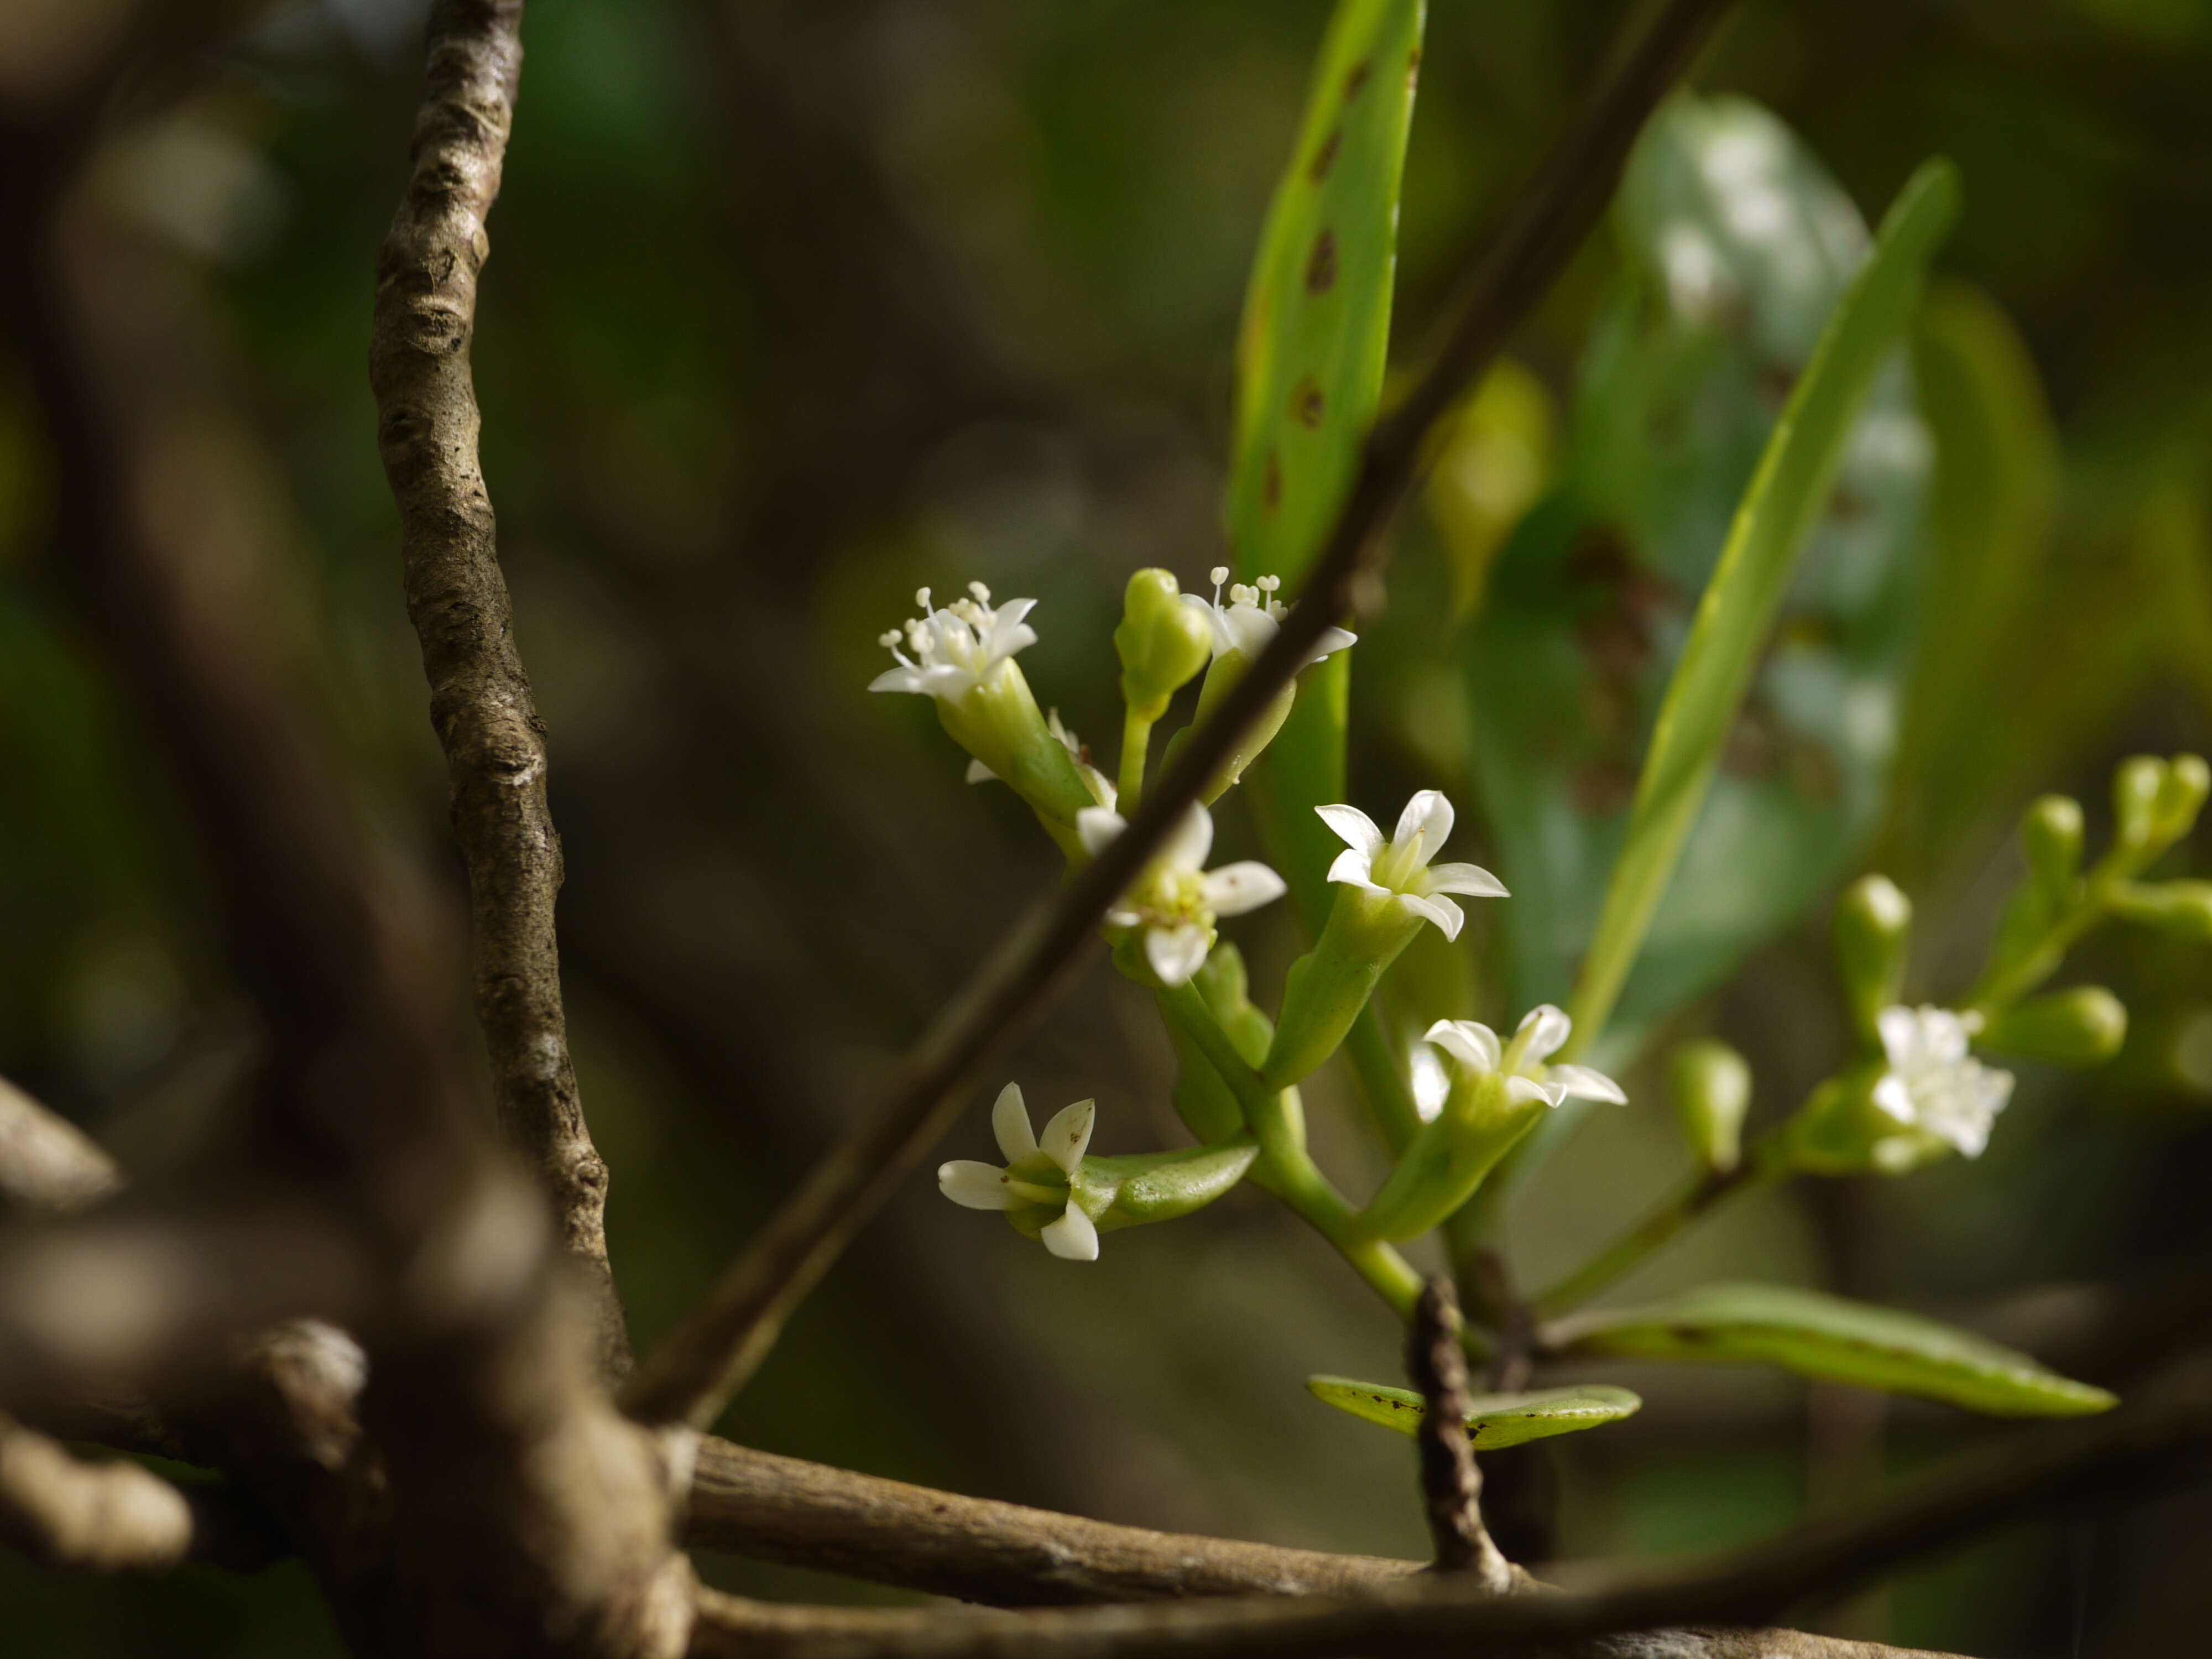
618 0 1740 1433
1408 1277 1510 1586
368 0 624 1373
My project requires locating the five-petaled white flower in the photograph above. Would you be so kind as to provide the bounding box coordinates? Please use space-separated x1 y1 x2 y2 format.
1076 802 1285 987
1423 1005 1627 1108
938 1083 1102 1261
1871 1006 2014 1158
1181 567 1357 666
1317 790 1508 942
870 582 1037 701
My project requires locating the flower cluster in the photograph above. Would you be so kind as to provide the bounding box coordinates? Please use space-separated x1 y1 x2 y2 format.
870 583 1036 701
1870 1005 2014 1159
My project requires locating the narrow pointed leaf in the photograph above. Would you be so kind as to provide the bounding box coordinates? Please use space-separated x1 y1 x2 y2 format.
1547 1282 2115 1418
1306 1376 1642 1447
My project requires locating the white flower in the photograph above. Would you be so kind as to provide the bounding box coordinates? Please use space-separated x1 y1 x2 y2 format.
1871 1006 2014 1158
1180 567 1357 667
870 582 1037 700
1422 1005 1627 1109
1316 790 1507 942
938 1083 1102 1260
1076 802 1286 986
969 708 1115 809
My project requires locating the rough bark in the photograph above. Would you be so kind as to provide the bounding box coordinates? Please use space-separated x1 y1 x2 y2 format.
368 0 622 1374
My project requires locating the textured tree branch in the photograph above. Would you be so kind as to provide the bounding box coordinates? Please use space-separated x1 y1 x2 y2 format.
368 0 622 1373
0 1075 122 1216
0 1412 281 1574
618 0 1741 1433
1408 1277 1511 1586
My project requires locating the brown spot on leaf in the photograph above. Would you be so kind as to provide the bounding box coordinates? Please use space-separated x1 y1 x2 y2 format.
1344 59 1372 101
1263 448 1283 515
1407 46 1422 93
1291 375 1326 429
1308 127 1343 182
1306 229 1338 295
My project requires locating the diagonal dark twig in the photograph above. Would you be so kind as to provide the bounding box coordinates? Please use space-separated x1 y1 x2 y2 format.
1408 1277 1511 1585
619 0 1739 1432
368 0 624 1374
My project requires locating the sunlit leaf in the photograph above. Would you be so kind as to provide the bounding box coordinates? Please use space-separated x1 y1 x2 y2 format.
1306 1375 1642 1446
1226 0 1425 931
1467 100 1955 1070
1547 1282 2115 1417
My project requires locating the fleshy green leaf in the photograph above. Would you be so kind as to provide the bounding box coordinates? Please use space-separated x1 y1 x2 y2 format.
1226 0 1425 932
1306 1376 1642 1446
1466 101 1953 1074
1547 1282 2115 1418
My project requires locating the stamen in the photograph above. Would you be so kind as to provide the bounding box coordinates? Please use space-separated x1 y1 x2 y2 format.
915 586 933 611
1256 574 1281 593
878 630 902 648
968 580 992 604
1209 565 1229 589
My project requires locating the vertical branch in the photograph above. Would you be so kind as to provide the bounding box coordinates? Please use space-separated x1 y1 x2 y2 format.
368 0 623 1368
1408 1278 1512 1592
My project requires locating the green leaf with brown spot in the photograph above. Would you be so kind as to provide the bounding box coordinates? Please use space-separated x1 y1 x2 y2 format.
1547 1282 2116 1418
1228 0 1424 937
1305 1377 1642 1446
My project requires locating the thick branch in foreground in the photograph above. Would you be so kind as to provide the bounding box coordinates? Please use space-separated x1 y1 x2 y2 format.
619 0 1740 1433
0 1413 279 1573
368 0 621 1370
0 1075 122 1215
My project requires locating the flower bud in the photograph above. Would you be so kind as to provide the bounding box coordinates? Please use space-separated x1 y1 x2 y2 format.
1835 874 1912 1041
2112 880 2212 943
1072 1139 1260 1234
2020 795 2084 912
1114 569 1215 722
1980 987 2128 1067
2114 756 2167 849
1669 1039 1752 1173
2157 754 2210 841
1782 1064 1945 1177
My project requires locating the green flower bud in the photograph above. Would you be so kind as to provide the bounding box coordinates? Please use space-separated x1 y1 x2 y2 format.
1073 1139 1261 1235
2021 795 2084 913
1162 660 1297 805
1260 885 1423 1091
1355 1070 1545 1241
2114 756 2168 849
1835 874 1912 1041
1782 1063 1946 1177
1980 987 2127 1067
1669 1039 1752 1173
1114 568 1214 722
1164 945 1272 1144
2112 880 2212 943
2157 754 2210 841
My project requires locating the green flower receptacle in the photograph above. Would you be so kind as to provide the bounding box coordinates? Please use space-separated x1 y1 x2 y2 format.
1260 886 1421 1092
1353 1071 1546 1241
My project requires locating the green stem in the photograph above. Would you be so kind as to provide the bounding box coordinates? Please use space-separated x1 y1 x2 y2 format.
1965 849 2136 1018
1118 709 1154 811
1156 979 1488 1356
1343 1005 1422 1155
1532 1144 1781 1318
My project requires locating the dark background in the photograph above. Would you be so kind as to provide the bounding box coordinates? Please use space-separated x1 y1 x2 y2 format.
1 0 2209 1652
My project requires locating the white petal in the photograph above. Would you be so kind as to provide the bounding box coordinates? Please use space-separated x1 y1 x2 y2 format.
1326 847 1378 887
1516 1004 1573 1065
1507 1075 1562 1108
868 665 930 695
991 1082 1038 1162
966 758 999 785
1039 1098 1095 1175
1314 804 1384 859
985 622 1037 666
1146 923 1212 987
1181 590 1234 655
1041 1202 1100 1261
1223 604 1277 660
1547 1063 1627 1105
1871 1073 1916 1124
1391 790 1455 860
1422 862 1509 899
1077 806 1127 858
1423 1019 1500 1074
1307 625 1358 665
1159 803 1214 873
1399 892 1464 941
938 1161 1016 1210
992 597 1038 631
1875 1006 1919 1070
1203 862 1287 917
